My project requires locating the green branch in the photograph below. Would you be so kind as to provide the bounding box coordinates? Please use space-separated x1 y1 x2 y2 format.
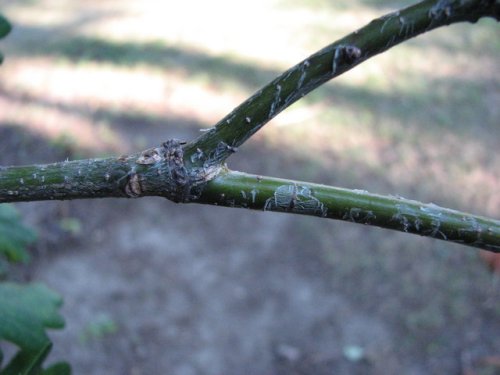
0 0 499 252
183 0 500 165
199 170 500 252
0 140 220 203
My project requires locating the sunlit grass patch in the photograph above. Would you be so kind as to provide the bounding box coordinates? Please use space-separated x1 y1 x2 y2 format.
0 93 126 153
7 35 278 93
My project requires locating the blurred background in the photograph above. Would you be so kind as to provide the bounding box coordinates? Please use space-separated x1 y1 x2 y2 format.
0 0 499 374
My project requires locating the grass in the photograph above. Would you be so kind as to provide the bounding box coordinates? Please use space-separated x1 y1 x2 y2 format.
7 36 279 93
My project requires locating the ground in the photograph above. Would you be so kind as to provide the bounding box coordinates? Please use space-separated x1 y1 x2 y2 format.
0 0 499 374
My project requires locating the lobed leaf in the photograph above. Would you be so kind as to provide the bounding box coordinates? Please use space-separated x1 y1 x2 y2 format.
0 283 64 352
0 283 69 374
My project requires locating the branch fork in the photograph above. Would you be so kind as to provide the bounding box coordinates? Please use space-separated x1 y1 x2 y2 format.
1 0 499 251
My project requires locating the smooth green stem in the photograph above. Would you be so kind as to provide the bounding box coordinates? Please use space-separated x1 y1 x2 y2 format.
184 0 499 165
199 170 500 252
0 158 136 202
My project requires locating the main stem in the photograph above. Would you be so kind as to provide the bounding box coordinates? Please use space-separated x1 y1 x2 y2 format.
0 140 221 203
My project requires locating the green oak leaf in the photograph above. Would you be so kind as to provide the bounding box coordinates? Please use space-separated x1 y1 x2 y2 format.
0 205 37 263
0 283 69 374
0 283 65 352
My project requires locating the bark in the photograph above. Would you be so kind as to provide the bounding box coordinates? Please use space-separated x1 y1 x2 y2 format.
199 170 500 252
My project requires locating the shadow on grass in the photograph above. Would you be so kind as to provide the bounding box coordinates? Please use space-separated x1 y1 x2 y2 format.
0 84 210 152
322 75 498 135
9 33 280 93
1 58 496 154
7 30 498 136
0 122 75 165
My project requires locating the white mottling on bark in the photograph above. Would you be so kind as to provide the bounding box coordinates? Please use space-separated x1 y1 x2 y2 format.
269 84 282 118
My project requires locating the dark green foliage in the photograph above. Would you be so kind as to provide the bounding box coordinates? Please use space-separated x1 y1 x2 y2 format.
0 204 68 373
1 343 52 375
1 343 70 375
0 283 64 351
0 283 70 374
